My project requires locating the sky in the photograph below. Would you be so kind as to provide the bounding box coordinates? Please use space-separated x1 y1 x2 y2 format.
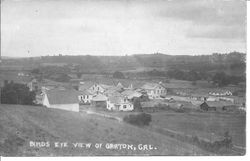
1 0 247 57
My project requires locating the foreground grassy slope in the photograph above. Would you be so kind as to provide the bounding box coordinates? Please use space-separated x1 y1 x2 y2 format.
151 112 246 147
0 105 211 156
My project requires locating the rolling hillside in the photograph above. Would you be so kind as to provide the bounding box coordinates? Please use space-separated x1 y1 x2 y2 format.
0 104 212 156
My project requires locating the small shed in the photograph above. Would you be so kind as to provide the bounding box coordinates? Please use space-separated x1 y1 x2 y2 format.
200 102 216 111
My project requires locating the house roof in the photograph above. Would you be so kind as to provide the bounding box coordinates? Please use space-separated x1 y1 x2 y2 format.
79 82 95 91
141 83 164 90
202 101 234 108
92 94 107 101
108 95 132 105
117 82 124 88
108 96 124 104
99 84 113 90
78 89 92 95
79 81 115 91
121 90 142 98
104 87 121 96
46 89 79 105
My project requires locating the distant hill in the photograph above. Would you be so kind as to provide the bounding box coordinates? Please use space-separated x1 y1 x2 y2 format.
1 51 246 76
0 104 210 156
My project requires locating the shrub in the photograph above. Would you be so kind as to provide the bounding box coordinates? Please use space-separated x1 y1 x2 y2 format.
123 113 152 127
133 98 143 112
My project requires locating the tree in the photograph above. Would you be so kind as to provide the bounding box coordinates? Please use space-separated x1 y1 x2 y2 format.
113 71 125 79
212 72 229 87
76 72 82 79
133 98 143 112
1 83 36 105
187 70 200 81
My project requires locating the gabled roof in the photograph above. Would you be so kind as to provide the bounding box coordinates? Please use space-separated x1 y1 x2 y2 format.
141 83 164 90
121 90 142 99
92 94 107 101
78 89 92 95
99 84 113 90
46 89 79 105
117 82 124 88
79 82 95 91
104 87 122 96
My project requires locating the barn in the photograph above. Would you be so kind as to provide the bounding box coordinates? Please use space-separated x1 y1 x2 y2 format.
200 101 234 111
42 89 80 112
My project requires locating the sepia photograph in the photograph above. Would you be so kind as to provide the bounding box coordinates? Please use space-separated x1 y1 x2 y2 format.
0 0 246 156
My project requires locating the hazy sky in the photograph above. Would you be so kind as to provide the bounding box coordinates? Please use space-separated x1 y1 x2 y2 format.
1 0 246 57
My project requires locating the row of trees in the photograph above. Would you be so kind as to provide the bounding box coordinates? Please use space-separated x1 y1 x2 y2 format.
127 69 245 87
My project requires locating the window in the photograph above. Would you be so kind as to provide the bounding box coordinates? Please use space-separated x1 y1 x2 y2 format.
123 105 127 109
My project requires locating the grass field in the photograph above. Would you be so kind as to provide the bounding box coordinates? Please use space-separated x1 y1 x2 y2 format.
150 112 246 148
0 104 213 156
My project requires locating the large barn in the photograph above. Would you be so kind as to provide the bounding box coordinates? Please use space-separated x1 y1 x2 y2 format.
42 89 80 112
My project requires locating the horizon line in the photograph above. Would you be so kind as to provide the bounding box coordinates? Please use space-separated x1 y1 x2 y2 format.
1 51 246 59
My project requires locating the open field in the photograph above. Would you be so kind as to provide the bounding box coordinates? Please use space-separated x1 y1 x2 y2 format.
80 105 245 154
150 112 246 147
0 104 212 156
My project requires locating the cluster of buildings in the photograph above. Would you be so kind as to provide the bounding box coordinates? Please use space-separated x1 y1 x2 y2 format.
40 81 167 112
0 72 245 113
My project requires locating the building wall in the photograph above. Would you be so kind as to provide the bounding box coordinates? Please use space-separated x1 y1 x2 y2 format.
107 101 134 111
90 84 105 93
43 93 79 112
79 95 93 104
42 94 50 107
146 86 166 99
107 101 116 111
119 103 134 111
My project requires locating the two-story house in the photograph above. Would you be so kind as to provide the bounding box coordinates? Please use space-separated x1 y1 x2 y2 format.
141 83 167 99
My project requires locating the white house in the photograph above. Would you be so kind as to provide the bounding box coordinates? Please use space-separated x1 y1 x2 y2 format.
42 89 80 112
209 89 232 96
107 95 134 111
141 83 167 99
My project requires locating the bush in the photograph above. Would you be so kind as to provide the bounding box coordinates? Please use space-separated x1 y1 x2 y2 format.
189 131 233 153
123 113 152 127
133 98 143 112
